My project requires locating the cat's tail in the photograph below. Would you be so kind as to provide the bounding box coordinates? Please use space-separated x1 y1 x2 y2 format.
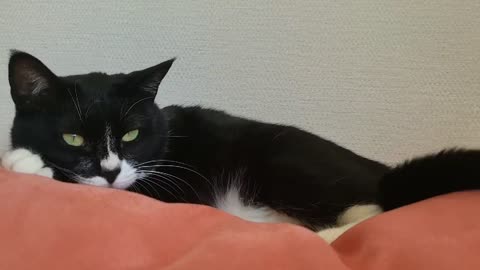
377 149 480 211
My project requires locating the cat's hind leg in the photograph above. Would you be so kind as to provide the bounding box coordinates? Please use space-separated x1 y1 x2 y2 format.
316 204 382 243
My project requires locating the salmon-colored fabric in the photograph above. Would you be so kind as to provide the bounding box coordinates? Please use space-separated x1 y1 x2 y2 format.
0 169 479 270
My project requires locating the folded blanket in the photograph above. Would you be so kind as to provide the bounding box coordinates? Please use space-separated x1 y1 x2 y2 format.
0 169 479 270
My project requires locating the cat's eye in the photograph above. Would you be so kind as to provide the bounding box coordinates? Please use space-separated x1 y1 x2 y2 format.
62 134 85 147
122 129 139 142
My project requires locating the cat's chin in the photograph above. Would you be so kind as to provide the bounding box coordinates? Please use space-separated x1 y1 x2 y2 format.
73 174 138 190
112 177 138 190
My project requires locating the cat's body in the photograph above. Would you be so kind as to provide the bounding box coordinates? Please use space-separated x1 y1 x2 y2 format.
3 51 480 243
155 105 388 229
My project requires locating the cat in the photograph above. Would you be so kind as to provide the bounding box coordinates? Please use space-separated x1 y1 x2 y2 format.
2 51 480 243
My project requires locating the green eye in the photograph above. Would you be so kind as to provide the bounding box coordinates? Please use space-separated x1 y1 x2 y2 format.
62 134 85 147
122 129 139 142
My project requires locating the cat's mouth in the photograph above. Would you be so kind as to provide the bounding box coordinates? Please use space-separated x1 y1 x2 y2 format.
72 160 140 190
73 174 138 189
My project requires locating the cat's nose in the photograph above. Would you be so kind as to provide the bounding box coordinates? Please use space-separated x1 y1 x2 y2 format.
101 168 121 184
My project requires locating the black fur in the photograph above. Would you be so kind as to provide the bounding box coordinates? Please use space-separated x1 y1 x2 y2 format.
378 149 480 210
9 51 172 184
161 105 387 226
6 51 480 230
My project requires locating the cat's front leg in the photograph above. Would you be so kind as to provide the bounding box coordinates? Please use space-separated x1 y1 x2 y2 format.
1 148 54 178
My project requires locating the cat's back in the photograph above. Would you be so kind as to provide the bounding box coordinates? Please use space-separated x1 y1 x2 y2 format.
163 105 256 129
162 105 273 143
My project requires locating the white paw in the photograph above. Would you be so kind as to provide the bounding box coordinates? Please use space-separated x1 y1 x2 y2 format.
337 204 383 225
1 148 54 178
317 226 347 244
317 206 383 244
316 221 361 244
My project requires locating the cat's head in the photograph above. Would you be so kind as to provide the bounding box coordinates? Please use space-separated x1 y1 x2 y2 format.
8 51 174 189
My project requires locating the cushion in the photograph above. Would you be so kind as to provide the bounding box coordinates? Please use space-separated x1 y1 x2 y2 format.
0 169 479 270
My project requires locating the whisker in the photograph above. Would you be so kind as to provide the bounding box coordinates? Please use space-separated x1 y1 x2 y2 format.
66 87 83 124
74 80 83 121
141 171 185 195
140 170 201 200
45 161 82 180
133 159 194 169
136 164 212 186
138 178 162 199
141 176 183 202
129 183 138 193
84 100 97 120
121 97 155 119
150 171 192 193
134 180 155 198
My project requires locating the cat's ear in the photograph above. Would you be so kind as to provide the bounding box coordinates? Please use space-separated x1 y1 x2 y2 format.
128 58 175 98
8 51 60 110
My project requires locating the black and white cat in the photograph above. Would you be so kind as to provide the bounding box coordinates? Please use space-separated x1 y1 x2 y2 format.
2 51 480 243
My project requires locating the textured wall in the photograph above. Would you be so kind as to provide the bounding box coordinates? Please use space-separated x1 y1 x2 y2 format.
0 1 479 164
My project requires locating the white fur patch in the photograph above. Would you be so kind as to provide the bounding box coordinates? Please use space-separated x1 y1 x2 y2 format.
1 148 53 178
337 204 383 225
214 180 300 224
76 160 138 189
112 160 138 189
78 176 110 187
101 126 121 171
317 223 358 244
27 72 49 95
317 204 383 243
100 152 121 171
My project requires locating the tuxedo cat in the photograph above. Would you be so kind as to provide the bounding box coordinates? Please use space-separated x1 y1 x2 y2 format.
3 51 479 243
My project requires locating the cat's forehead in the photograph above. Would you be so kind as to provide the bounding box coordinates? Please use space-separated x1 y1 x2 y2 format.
61 72 127 97
57 73 143 127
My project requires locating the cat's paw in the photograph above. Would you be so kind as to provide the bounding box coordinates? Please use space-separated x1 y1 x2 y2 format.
316 226 348 244
316 221 359 244
1 148 53 178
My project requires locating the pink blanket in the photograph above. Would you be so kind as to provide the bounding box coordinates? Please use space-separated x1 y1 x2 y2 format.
1 169 479 269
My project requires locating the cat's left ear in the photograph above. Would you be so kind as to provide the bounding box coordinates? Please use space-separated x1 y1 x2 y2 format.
128 58 175 98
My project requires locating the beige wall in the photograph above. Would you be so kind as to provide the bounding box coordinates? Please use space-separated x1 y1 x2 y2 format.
0 1 479 164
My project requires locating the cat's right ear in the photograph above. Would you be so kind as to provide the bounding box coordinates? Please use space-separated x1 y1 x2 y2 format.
125 58 175 99
8 51 60 111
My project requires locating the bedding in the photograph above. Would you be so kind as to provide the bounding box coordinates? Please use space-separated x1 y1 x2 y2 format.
0 169 479 270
